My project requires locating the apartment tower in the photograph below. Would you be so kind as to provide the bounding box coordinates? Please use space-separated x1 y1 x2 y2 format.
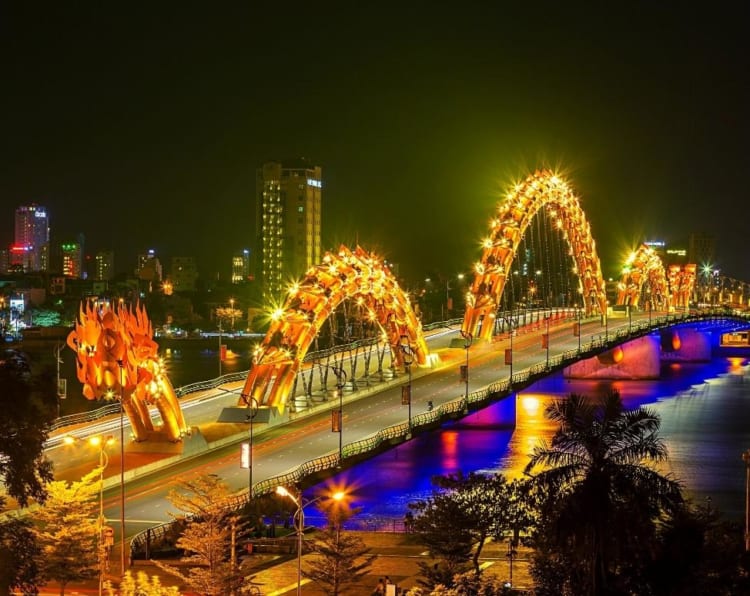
256 159 322 301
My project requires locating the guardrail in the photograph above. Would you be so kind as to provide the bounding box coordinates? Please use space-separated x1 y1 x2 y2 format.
103 310 750 558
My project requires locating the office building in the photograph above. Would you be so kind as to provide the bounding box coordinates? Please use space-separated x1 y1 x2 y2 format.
95 250 115 281
256 159 322 300
13 204 49 271
170 256 198 292
688 233 716 270
61 241 84 278
232 249 251 284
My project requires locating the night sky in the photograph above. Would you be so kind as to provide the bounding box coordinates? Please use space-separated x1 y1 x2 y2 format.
2 3 748 283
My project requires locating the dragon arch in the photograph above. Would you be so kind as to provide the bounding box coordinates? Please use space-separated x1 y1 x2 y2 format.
616 244 671 309
240 245 429 411
462 169 607 342
668 263 697 310
67 300 187 442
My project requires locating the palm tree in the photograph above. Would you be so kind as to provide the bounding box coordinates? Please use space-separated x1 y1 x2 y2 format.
524 390 683 596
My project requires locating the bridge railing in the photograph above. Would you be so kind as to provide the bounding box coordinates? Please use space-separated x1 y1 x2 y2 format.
119 310 750 558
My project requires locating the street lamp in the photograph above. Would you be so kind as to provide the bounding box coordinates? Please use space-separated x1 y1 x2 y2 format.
276 486 346 596
229 298 235 331
460 330 472 400
218 319 223 378
628 302 632 334
327 366 347 464
543 313 550 369
117 360 126 577
64 433 115 596
506 314 515 383
399 335 414 434
240 394 259 500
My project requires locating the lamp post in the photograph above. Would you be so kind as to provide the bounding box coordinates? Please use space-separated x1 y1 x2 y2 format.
460 330 472 400
628 303 632 334
54 343 64 419
229 298 235 331
276 486 345 596
603 302 609 343
64 434 114 596
327 366 347 464
240 394 259 500
117 360 126 577
218 320 223 378
507 312 514 382
544 313 550 369
576 305 582 354
399 335 414 433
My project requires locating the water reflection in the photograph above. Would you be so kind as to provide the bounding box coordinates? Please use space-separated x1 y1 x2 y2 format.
307 356 750 526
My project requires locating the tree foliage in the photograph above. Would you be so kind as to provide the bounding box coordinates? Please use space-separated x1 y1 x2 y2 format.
0 349 56 506
408 472 535 589
154 474 249 596
303 505 375 595
524 390 683 596
33 469 100 593
0 501 42 596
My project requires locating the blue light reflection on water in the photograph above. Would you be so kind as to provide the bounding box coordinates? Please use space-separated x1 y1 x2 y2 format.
305 355 750 525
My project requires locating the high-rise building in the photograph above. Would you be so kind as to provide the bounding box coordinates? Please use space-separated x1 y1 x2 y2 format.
231 249 251 284
170 256 198 292
136 249 163 293
14 204 49 271
61 241 83 278
688 233 716 269
256 159 322 301
0 249 8 274
95 250 115 281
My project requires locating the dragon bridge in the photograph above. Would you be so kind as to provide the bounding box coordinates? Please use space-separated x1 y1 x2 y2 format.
616 244 671 309
463 169 607 341
668 263 697 310
240 245 429 411
615 244 696 311
67 301 187 442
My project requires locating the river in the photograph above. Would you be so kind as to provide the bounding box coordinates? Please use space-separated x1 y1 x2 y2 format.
309 355 750 526
19 336 750 523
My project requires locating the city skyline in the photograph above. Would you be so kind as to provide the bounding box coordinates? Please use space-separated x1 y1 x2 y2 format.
1 4 748 282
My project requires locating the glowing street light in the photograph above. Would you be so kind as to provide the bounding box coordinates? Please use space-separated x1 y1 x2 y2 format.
276 486 346 596
399 335 414 434
460 330 472 400
327 366 347 464
64 433 115 596
240 394 259 500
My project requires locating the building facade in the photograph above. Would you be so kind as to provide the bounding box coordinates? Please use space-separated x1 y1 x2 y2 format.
232 249 251 284
13 204 49 271
170 256 198 292
95 250 115 281
61 241 83 278
256 159 322 301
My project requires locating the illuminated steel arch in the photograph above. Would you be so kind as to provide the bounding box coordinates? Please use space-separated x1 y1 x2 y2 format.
240 245 429 410
463 169 607 342
616 244 670 309
668 263 697 310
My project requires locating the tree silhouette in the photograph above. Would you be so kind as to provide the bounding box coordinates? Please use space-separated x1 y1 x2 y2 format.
0 349 56 506
524 390 683 596
303 505 375 595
